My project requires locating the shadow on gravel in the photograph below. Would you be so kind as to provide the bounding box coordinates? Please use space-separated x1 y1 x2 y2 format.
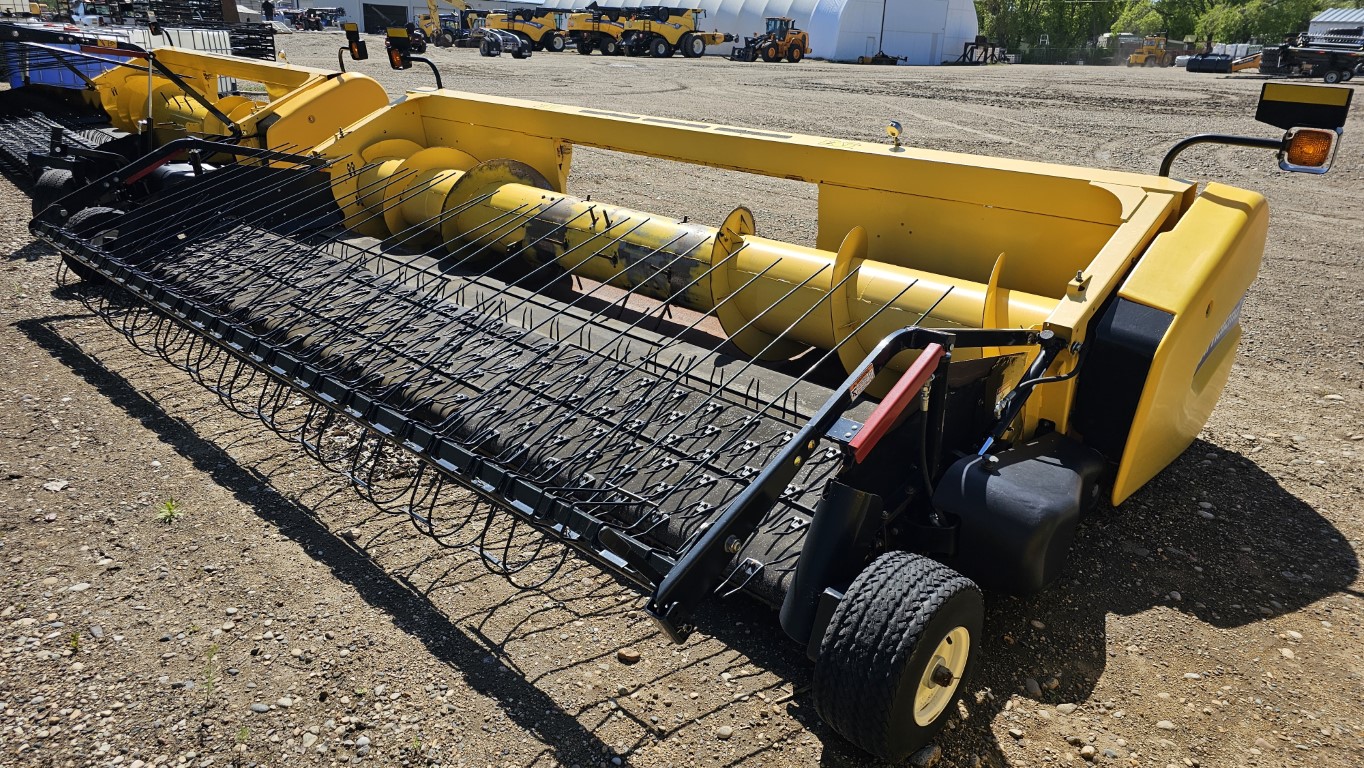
6 239 55 262
910 439 1361 768
20 312 1359 768
20 308 829 765
16 313 620 767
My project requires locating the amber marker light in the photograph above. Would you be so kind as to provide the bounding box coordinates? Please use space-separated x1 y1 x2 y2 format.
1280 127 1339 174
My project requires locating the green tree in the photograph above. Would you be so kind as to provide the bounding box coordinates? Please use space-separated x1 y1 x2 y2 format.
1112 0 1166 34
978 0 1126 49
1102 0 1327 42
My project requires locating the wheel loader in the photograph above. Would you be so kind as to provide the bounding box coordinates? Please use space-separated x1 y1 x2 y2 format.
620 6 732 58
2 31 1352 763
729 16 809 63
1126 35 1184 66
415 0 470 48
565 4 627 55
486 8 567 52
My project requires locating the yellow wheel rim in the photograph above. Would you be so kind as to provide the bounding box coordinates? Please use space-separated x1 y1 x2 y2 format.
913 626 970 727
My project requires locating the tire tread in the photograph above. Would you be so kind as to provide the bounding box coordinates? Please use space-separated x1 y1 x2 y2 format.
812 551 981 760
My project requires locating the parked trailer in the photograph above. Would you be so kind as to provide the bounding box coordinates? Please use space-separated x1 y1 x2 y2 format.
1261 34 1364 82
2 38 1352 761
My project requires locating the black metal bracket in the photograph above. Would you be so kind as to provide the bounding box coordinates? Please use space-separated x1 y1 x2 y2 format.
144 53 244 141
28 142 139 181
37 47 100 90
1159 134 1284 177
14 40 241 140
645 325 1045 642
976 330 1068 455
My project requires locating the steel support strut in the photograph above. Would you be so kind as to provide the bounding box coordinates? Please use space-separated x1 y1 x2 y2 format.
645 326 1045 642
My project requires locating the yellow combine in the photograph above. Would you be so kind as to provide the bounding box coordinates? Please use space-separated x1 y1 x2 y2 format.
486 8 568 52
565 5 627 55
620 6 732 57
4 29 1351 762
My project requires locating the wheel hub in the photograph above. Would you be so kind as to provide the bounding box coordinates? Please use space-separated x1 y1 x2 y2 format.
913 625 970 726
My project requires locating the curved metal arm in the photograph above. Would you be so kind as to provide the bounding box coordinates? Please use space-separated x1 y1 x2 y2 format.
409 56 444 89
1159 133 1283 177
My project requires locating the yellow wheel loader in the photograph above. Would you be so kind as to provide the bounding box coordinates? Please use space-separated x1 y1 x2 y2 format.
730 16 809 62
5 29 1352 765
621 6 732 58
487 8 567 53
1127 35 1181 67
565 4 627 55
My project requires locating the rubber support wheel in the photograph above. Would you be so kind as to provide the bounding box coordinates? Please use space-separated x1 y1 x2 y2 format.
761 43 780 62
681 33 704 58
547 34 565 52
649 36 672 57
787 44 803 63
61 206 124 284
32 167 75 216
1340 69 1353 82
813 551 984 762
576 39 593 54
1324 70 1341 84
601 37 619 56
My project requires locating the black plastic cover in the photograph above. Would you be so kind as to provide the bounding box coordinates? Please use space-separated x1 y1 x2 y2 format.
1071 297 1173 462
932 433 1107 595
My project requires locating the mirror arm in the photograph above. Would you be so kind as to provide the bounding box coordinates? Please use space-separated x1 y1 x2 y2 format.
1160 134 1284 177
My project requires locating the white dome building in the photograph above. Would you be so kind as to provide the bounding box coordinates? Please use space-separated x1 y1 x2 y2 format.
535 0 979 63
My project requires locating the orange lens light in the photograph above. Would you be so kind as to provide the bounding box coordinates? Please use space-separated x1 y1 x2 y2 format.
1286 129 1334 167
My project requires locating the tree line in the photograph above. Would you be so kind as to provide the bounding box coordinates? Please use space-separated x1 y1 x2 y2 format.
975 0 1351 50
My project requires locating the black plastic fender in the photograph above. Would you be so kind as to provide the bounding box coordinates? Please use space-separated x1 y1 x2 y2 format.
932 433 1107 595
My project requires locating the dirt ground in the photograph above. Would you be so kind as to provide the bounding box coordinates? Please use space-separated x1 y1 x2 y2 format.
2 30 1363 768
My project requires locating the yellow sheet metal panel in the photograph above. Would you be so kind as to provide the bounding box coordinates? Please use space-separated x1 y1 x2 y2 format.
254 73 388 154
1109 183 1268 504
403 92 1192 228
817 185 1118 300
419 112 569 192
1262 82 1352 107
151 47 329 90
1029 190 1182 438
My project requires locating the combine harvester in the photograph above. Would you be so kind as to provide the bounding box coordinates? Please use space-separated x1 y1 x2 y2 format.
565 4 627 55
3 32 1354 760
486 8 568 52
619 6 731 58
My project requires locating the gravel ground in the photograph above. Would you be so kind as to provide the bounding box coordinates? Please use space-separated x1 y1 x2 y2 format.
2 30 1363 768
